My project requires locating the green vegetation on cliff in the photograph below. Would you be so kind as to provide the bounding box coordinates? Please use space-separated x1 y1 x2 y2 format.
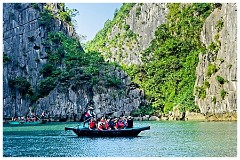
86 3 136 54
87 3 214 114
28 3 123 102
125 3 213 113
8 77 33 97
38 3 79 29
36 31 122 99
32 32 122 101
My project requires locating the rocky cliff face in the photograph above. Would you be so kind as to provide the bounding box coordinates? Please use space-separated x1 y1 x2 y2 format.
3 3 146 120
3 3 237 121
89 3 237 120
3 3 76 118
35 66 145 120
89 3 168 65
195 3 237 115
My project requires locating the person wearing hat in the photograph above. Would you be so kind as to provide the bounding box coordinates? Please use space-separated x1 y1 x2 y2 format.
83 106 96 127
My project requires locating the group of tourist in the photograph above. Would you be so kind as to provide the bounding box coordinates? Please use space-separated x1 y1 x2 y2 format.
83 105 133 130
12 111 45 122
87 116 133 130
12 115 38 122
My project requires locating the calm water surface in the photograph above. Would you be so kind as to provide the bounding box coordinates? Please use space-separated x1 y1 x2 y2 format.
3 121 237 157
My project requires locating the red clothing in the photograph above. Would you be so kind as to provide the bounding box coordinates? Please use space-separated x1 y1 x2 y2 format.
115 122 118 129
105 122 110 130
85 110 95 117
100 119 106 123
85 112 90 117
100 119 107 129
98 124 104 130
89 120 96 129
118 121 124 129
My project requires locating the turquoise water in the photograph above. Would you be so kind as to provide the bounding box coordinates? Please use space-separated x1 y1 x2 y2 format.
3 121 237 157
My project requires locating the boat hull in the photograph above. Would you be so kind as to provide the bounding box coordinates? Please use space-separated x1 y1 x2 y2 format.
65 126 150 137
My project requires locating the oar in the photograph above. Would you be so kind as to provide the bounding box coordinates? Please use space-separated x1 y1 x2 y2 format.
83 117 92 123
77 117 92 128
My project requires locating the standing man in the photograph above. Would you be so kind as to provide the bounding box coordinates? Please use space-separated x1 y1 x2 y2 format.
127 116 133 128
83 106 96 127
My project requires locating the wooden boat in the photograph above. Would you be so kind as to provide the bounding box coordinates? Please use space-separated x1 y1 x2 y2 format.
8 120 47 125
65 126 150 137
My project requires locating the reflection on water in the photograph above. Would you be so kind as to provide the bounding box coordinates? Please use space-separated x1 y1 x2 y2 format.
3 121 237 157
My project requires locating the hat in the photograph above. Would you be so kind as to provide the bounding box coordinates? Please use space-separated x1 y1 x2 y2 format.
128 116 132 119
89 106 94 110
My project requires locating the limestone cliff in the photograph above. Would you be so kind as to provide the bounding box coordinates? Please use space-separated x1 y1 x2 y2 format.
35 66 145 120
3 3 237 121
87 3 168 65
194 3 237 115
88 3 237 119
3 3 76 118
3 3 146 120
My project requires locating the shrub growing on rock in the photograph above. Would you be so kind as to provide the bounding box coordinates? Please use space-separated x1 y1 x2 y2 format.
216 75 225 85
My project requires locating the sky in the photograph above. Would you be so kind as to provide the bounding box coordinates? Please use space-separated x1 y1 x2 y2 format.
65 3 122 43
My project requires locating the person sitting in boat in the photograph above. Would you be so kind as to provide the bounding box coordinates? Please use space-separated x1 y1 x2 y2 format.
98 120 104 131
23 116 27 122
114 118 119 130
30 112 35 119
89 117 96 130
27 116 30 122
83 106 96 127
96 118 101 129
33 116 37 122
117 117 125 129
127 116 133 128
100 117 107 129
105 118 111 130
123 116 128 129
108 118 116 130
